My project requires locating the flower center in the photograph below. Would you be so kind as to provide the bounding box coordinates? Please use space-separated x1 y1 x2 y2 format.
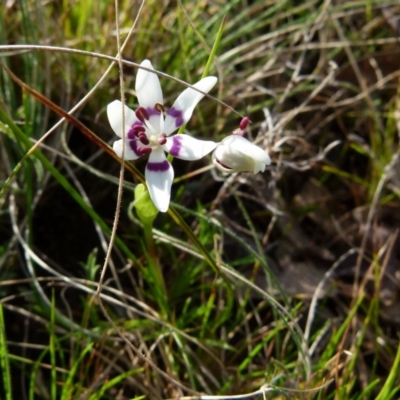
134 105 167 149
149 134 158 146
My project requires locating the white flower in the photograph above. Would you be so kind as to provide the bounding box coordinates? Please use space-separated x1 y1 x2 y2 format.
212 135 271 174
107 60 218 212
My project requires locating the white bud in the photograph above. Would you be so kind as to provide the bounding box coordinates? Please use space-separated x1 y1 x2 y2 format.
212 135 271 174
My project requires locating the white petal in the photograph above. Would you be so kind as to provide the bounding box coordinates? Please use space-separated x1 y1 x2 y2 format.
112 139 143 161
147 111 163 137
212 144 255 173
163 134 218 160
253 161 266 174
212 150 232 173
107 100 139 138
164 76 218 135
222 136 271 165
145 149 174 212
212 135 270 174
136 60 163 108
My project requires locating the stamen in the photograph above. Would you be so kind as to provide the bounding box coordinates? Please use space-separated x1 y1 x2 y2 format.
138 133 150 145
133 125 145 136
155 103 165 113
138 147 152 155
239 117 249 131
216 159 232 169
135 107 150 123
158 133 167 145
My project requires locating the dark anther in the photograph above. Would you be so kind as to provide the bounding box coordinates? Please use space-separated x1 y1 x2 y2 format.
138 133 150 145
216 159 232 169
239 117 249 131
133 125 145 136
138 147 152 155
158 133 167 145
135 107 150 122
155 103 165 112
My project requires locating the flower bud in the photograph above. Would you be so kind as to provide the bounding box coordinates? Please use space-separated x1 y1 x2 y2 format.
212 135 270 174
134 184 159 225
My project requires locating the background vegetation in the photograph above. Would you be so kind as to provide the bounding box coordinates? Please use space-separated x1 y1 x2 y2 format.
1 0 400 398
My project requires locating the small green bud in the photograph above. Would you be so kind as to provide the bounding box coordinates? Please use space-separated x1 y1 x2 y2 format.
134 184 159 225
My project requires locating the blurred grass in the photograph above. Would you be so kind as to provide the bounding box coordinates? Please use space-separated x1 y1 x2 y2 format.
0 303 12 400
1 0 400 399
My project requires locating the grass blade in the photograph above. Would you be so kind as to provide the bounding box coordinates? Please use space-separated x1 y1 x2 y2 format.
0 303 12 400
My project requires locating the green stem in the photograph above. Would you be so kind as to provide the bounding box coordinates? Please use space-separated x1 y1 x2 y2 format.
143 222 157 258
143 222 169 316
0 303 12 400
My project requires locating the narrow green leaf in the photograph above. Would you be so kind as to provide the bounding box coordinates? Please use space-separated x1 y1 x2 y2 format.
0 303 12 400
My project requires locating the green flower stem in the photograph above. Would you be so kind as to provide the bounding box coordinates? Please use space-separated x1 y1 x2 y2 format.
134 184 169 315
0 304 12 400
143 222 157 258
143 221 169 316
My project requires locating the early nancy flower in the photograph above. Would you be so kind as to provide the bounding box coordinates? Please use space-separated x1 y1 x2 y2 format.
107 60 218 212
212 119 271 174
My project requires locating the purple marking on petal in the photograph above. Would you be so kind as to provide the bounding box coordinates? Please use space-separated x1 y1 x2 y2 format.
167 107 184 128
168 135 183 157
168 107 181 117
146 107 162 117
147 160 170 172
129 139 142 156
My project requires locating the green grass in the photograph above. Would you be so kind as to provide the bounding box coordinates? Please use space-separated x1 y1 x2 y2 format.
0 303 12 400
1 0 400 398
